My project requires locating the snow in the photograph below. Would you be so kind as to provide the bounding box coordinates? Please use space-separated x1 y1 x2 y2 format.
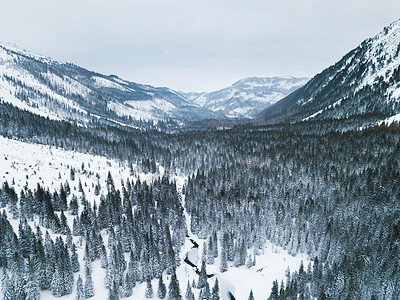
0 137 309 299
107 98 177 121
378 112 400 126
302 98 344 121
302 109 323 121
226 106 255 118
356 20 400 96
92 76 130 91
0 46 91 121
191 76 308 118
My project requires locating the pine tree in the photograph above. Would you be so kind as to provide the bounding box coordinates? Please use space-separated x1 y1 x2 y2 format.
76 275 85 300
212 231 218 258
84 267 95 298
168 272 182 300
145 277 154 298
71 243 80 272
24 258 40 300
212 278 220 300
318 285 327 300
207 237 214 265
185 280 195 300
220 245 228 273
25 277 40 300
198 260 208 289
70 168 75 181
158 275 167 299
269 280 279 300
69 195 79 215
1 270 16 300
51 268 64 297
248 289 254 300
108 280 119 300
202 241 207 263
202 281 210 300
246 254 253 269
122 273 133 298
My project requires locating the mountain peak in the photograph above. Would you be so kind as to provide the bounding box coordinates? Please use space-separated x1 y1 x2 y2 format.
0 43 223 125
187 76 308 119
258 19 400 127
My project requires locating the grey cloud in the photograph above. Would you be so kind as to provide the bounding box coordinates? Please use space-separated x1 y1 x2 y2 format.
1 0 400 92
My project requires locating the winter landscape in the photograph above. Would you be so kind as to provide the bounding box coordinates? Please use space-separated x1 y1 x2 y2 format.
1 1 400 300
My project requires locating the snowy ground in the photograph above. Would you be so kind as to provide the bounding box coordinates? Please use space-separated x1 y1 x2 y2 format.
0 136 308 299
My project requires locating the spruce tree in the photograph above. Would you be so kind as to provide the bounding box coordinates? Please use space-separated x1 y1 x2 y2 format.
220 246 228 273
158 275 167 299
207 237 214 264
212 279 220 300
167 272 182 300
185 280 195 300
269 280 279 300
202 281 210 300
84 267 95 298
248 289 254 300
108 280 119 300
71 243 80 272
122 273 133 298
76 275 85 300
145 277 154 298
198 260 208 289
51 268 64 297
24 277 40 300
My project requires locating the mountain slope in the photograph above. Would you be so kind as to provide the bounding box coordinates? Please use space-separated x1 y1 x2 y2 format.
0 44 222 125
258 19 400 125
183 76 308 118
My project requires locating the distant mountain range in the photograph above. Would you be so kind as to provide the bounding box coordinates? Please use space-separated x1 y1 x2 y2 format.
2 18 400 129
258 19 400 126
0 43 308 126
0 44 224 126
180 76 308 119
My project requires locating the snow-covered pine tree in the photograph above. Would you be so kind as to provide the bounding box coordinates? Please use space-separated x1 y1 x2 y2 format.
185 280 195 300
211 278 220 300
197 260 208 289
122 273 133 298
158 275 167 299
84 266 95 298
168 271 182 300
201 281 210 300
24 258 40 300
207 236 214 264
76 275 85 300
71 243 80 272
145 277 154 298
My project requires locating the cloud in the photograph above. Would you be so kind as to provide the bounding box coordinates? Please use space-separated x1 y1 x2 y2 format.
1 0 400 91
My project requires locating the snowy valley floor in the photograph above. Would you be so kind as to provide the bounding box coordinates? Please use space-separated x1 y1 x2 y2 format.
0 136 308 299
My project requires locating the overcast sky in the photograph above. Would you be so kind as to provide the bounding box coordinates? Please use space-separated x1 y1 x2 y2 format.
1 0 400 92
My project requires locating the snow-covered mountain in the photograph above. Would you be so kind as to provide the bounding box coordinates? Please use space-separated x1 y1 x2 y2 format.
258 19 400 125
0 44 222 125
182 76 308 119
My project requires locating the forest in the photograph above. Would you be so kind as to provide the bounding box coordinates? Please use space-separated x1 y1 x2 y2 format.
1 101 400 299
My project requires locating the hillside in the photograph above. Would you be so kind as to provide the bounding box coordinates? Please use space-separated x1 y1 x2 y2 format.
258 19 400 126
0 44 222 126
183 76 308 119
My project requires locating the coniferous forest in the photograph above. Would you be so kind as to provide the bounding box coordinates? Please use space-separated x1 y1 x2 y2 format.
1 101 400 299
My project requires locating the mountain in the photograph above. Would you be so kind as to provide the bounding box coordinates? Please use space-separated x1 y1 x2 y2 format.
0 44 222 126
182 76 308 119
258 19 400 126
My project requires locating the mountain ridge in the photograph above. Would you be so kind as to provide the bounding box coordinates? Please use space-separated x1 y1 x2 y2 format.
182 76 308 119
0 43 224 126
257 19 400 126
